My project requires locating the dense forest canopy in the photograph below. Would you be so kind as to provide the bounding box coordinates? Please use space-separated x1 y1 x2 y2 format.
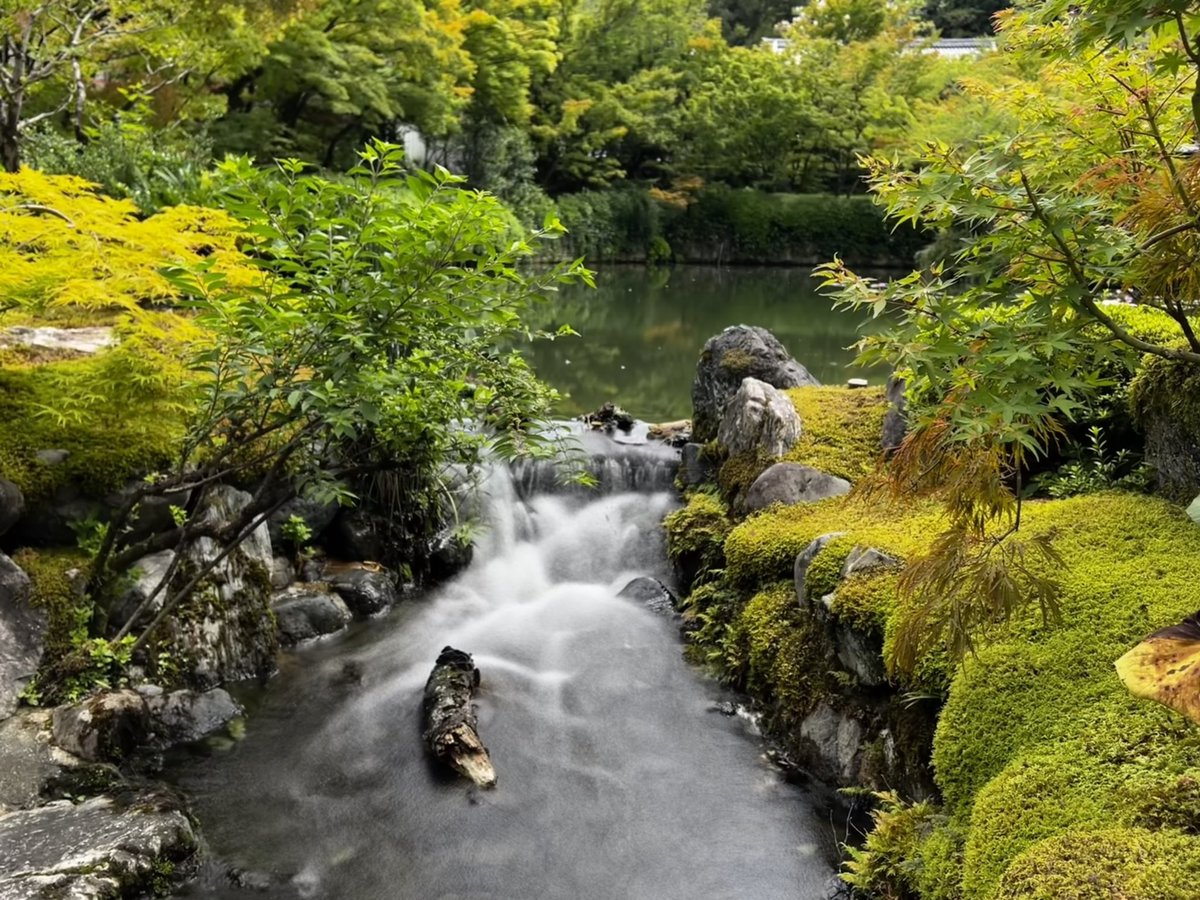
1 0 994 208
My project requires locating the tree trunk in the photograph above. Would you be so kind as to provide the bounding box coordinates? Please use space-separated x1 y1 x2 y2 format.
422 646 496 787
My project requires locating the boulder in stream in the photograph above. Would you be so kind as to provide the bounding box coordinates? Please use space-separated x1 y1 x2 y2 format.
0 790 195 899
272 585 353 645
618 576 677 615
325 563 399 617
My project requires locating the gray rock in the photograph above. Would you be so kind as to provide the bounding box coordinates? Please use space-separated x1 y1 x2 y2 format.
692 325 819 442
267 496 339 551
51 690 151 763
0 325 117 355
0 792 195 899
325 508 384 562
148 486 278 689
109 550 174 631
882 375 907 452
270 555 295 591
617 576 677 615
272 586 353 645
0 554 47 720
831 621 888 688
793 533 846 605
679 443 716 488
429 527 473 582
799 703 864 783
0 712 69 813
841 546 901 579
326 566 398 617
0 479 24 538
34 449 69 466
145 689 242 749
743 463 851 513
716 378 804 459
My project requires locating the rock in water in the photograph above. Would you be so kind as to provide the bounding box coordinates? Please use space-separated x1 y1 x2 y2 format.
691 325 818 442
422 647 496 787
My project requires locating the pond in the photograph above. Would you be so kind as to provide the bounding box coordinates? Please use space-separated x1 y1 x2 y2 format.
524 265 889 423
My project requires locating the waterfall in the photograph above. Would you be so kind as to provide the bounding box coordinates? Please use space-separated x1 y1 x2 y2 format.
170 435 836 900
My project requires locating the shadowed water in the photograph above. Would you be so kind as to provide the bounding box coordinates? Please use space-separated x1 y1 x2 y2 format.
170 462 837 899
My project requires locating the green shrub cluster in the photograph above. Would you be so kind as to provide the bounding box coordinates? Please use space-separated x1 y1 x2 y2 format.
663 187 927 265
551 187 927 265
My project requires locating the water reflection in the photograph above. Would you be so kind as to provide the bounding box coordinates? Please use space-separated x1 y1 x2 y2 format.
525 265 889 422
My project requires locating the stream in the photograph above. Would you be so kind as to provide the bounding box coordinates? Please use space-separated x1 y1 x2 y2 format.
168 433 838 898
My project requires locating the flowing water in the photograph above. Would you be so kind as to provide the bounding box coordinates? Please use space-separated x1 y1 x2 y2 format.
169 435 838 899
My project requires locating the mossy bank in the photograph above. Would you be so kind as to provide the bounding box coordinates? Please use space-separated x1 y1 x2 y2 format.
667 383 1200 900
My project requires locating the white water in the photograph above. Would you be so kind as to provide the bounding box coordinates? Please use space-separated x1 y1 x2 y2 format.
172 463 836 899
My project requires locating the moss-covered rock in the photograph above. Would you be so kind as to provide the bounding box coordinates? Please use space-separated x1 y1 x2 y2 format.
993 827 1200 900
663 490 732 590
1130 355 1200 502
0 331 187 510
784 385 888 482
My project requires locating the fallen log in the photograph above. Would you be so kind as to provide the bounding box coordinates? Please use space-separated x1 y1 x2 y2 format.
422 646 497 787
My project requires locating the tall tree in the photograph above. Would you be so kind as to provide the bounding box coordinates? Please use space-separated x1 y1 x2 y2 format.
0 1 302 171
215 0 473 166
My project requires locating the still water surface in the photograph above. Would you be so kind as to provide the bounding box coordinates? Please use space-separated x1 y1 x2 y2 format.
525 265 884 422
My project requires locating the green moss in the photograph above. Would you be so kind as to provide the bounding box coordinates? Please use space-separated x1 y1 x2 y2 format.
717 450 772 508
12 547 91 669
922 493 1200 897
801 536 853 600
663 490 732 586
831 570 900 632
719 347 759 376
993 828 1200 900
724 495 943 589
916 825 966 900
784 385 889 482
0 345 186 503
724 581 830 724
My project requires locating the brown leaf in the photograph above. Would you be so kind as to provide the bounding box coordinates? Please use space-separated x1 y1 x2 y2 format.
1115 613 1200 724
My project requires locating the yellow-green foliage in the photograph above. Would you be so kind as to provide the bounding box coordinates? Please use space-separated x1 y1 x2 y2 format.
784 385 888 482
843 791 944 899
724 495 943 588
0 169 253 319
0 321 188 501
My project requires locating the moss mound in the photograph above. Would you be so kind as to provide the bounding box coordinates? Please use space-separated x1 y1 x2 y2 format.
784 385 888 482
0 333 187 504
